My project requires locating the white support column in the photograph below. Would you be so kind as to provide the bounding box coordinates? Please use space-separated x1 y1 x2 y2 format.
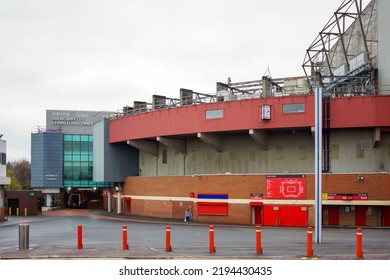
117 191 122 214
107 192 112 212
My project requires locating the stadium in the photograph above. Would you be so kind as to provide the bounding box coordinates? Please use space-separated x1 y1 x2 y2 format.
31 0 390 227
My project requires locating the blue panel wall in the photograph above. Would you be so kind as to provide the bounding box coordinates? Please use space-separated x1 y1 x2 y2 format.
31 133 63 188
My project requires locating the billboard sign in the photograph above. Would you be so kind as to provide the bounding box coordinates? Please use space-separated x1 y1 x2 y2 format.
266 175 306 199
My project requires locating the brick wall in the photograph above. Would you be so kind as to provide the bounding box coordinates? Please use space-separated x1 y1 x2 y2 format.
123 173 390 225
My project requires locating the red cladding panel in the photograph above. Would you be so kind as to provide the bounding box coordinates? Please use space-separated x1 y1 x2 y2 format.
331 95 390 128
109 96 315 143
109 95 390 143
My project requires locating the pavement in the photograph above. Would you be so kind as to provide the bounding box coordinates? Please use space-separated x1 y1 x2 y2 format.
0 209 389 260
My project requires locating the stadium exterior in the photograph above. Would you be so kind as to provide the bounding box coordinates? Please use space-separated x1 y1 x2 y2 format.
30 110 133 209
29 0 390 227
96 0 390 227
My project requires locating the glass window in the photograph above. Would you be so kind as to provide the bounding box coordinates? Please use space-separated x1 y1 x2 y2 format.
205 109 224 119
80 141 89 154
80 162 89 180
63 165 72 180
64 141 72 154
62 133 109 188
162 149 168 164
64 155 72 161
81 155 89 161
72 141 80 154
282 103 305 113
0 153 6 164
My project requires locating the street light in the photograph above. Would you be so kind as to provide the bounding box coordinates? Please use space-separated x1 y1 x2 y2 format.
314 87 323 244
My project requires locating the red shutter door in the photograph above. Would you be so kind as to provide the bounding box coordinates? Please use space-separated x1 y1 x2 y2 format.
263 205 280 226
328 206 339 226
382 206 390 226
356 206 367 226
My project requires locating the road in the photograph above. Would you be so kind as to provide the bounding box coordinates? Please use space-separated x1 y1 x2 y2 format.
0 209 389 259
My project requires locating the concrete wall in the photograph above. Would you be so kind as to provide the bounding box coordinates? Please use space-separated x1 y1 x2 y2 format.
378 0 390 94
93 118 139 182
139 129 390 176
46 110 113 134
330 128 390 172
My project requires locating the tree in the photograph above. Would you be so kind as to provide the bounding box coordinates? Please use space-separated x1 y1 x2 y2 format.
7 159 31 190
6 170 22 190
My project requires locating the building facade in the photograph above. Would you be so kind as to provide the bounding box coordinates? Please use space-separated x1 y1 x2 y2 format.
101 0 390 227
0 137 11 221
31 110 113 209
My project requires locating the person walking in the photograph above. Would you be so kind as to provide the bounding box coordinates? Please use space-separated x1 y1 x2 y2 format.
184 208 192 225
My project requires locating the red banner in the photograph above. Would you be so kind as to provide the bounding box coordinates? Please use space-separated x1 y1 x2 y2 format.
327 193 368 200
266 175 306 199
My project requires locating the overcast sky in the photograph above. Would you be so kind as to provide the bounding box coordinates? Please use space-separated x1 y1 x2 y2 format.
0 0 344 162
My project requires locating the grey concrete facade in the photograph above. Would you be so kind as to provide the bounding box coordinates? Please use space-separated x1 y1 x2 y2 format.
46 109 112 134
378 0 390 94
93 118 139 182
138 128 390 176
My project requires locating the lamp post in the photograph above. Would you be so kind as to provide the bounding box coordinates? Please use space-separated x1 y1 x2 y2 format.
314 87 322 244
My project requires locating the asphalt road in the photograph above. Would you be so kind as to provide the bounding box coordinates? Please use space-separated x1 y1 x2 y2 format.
0 209 389 260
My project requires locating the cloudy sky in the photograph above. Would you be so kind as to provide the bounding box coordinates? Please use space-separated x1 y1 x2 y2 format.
1 0 344 162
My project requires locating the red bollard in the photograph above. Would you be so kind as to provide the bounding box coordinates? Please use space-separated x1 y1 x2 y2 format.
209 225 215 253
256 226 262 254
122 225 129 250
356 228 363 259
77 225 83 250
166 225 171 252
306 227 313 257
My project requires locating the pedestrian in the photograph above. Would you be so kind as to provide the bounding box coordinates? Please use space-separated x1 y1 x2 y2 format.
184 208 192 225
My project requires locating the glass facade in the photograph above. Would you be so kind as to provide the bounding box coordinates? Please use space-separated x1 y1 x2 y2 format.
63 134 110 188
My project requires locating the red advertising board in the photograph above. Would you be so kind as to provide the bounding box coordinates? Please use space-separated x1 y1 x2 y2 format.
266 175 306 199
326 193 368 200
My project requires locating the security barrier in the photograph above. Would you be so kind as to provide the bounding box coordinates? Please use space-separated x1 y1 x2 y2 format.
19 221 29 250
256 226 262 255
165 225 171 252
65 224 369 258
356 228 363 259
77 225 83 250
122 225 129 250
306 227 313 257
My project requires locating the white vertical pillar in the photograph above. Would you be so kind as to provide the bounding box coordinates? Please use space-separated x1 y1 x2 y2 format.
315 87 323 243
107 192 112 212
117 191 122 214
46 194 53 207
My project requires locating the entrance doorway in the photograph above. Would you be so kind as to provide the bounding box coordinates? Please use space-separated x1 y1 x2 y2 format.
7 199 19 215
356 206 367 226
252 206 263 225
123 197 132 215
328 206 339 225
